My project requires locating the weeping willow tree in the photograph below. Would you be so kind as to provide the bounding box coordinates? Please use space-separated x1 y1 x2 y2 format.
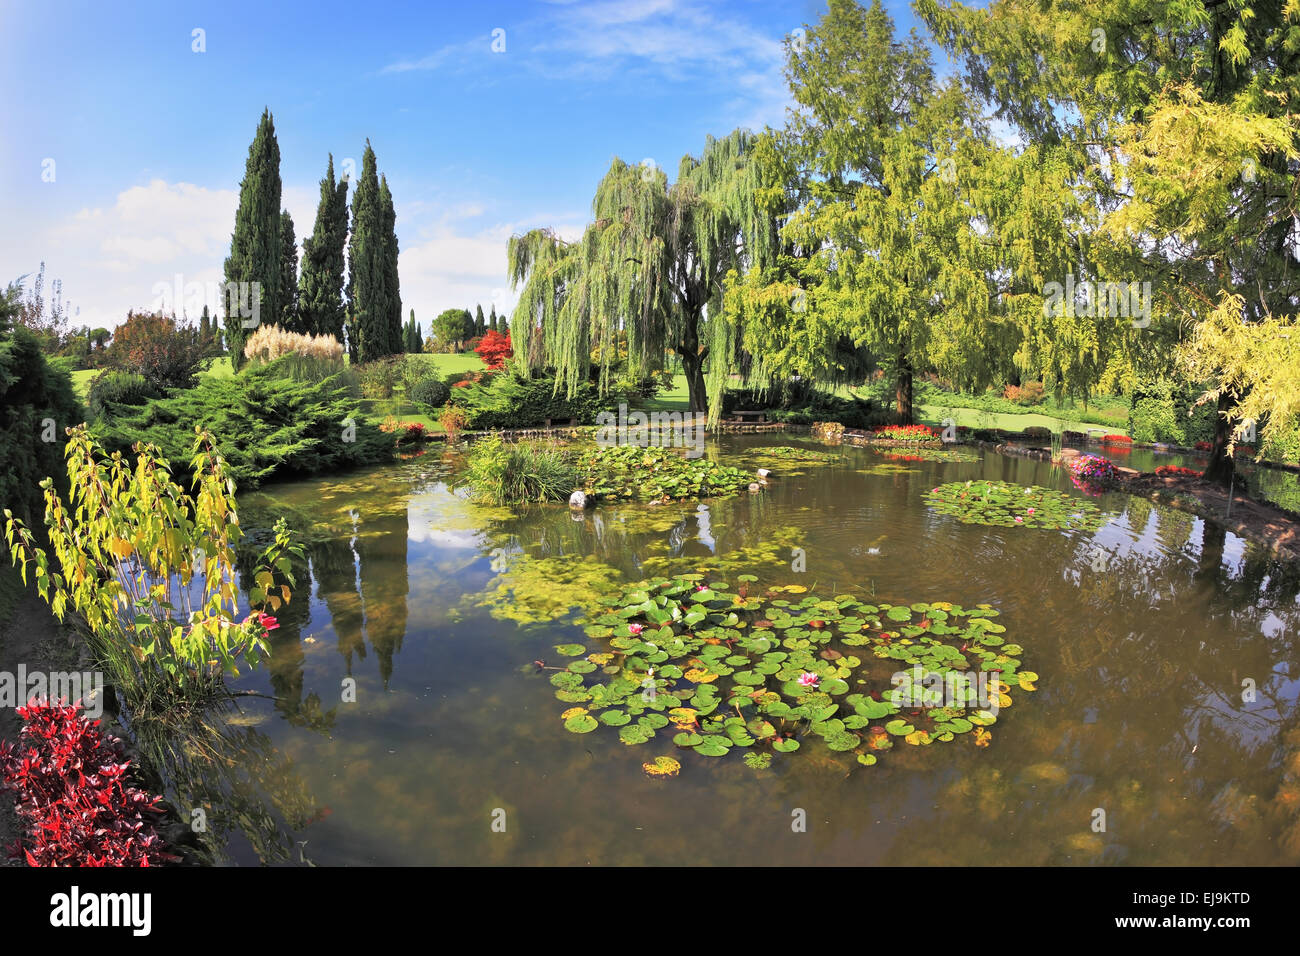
507 129 780 414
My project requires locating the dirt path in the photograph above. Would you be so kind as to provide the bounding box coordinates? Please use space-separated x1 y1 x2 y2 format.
0 581 82 865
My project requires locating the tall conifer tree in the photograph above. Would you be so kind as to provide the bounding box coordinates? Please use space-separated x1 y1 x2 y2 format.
279 209 299 331
299 155 349 341
224 108 283 369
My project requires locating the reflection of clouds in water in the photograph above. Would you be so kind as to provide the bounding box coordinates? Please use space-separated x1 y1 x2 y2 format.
696 503 715 552
405 484 488 549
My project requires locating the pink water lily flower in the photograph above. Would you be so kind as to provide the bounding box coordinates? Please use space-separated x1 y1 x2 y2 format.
628 623 645 636
1014 516 1024 523
797 672 819 689
1027 508 1035 514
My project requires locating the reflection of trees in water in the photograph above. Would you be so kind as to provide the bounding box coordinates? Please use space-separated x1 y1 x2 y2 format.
476 490 791 584
355 506 410 688
905 507 1300 865
133 703 319 866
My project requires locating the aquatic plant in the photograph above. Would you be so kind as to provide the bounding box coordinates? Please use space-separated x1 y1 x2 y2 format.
551 575 1036 770
879 447 980 463
745 445 840 463
923 480 1107 531
576 446 752 503
460 435 577 504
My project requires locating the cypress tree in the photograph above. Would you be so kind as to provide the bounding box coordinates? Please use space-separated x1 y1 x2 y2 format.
299 155 349 342
489 304 498 333
347 143 381 362
380 175 403 355
279 209 299 331
403 309 422 352
475 303 486 337
224 108 283 370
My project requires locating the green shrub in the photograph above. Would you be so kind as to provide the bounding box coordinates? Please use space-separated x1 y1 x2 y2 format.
355 357 402 399
408 377 450 411
1262 421 1300 464
448 369 621 429
460 435 576 504
1129 396 1186 444
4 426 301 709
400 355 437 394
86 370 159 420
1023 426 1052 443
92 362 392 489
0 325 82 531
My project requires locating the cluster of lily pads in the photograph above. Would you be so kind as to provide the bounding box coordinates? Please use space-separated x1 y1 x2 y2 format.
879 447 981 463
746 445 840 463
549 575 1036 771
575 446 754 503
923 480 1107 531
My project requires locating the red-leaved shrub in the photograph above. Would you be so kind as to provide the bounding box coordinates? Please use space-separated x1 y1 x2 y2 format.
0 701 178 867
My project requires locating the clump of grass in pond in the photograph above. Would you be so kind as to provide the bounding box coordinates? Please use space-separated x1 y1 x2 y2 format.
923 480 1108 531
459 435 577 505
553 575 1036 772
576 446 752 503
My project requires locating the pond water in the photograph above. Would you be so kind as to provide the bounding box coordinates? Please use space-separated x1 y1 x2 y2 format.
183 435 1300 865
1080 442 1300 514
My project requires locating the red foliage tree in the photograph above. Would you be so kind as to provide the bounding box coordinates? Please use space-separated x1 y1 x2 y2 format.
107 310 208 389
474 330 513 371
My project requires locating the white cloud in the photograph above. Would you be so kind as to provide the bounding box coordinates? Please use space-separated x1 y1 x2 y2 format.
2 179 318 331
398 211 586 323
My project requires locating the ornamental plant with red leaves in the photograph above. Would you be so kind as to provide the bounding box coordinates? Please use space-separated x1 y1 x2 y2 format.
474 330 513 371
1155 465 1202 478
871 424 938 441
0 701 178 867
1100 434 1132 444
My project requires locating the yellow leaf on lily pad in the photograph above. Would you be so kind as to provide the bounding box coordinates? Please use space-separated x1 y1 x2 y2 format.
974 727 992 748
560 707 588 720
587 652 613 665
642 756 681 778
683 668 717 683
668 707 698 728
1018 672 1038 691
905 730 932 746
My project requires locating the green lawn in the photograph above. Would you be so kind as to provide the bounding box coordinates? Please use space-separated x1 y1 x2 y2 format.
916 403 1128 437
71 355 235 402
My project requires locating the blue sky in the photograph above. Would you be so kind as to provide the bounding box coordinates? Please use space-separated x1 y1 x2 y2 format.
0 0 935 331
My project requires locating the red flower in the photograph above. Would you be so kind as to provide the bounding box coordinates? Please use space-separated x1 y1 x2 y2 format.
249 612 279 631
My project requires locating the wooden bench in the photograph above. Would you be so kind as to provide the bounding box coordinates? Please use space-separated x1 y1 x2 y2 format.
732 410 768 423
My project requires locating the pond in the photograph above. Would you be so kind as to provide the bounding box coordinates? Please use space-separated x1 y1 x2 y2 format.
188 435 1300 865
